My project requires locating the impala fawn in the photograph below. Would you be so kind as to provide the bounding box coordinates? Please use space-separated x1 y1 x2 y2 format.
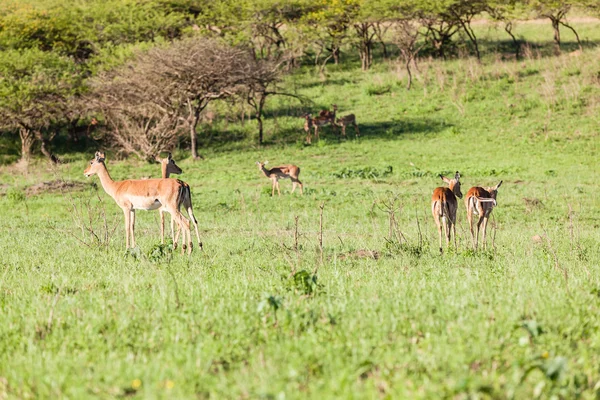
335 114 359 138
465 181 502 250
431 172 463 254
155 153 202 250
256 161 303 196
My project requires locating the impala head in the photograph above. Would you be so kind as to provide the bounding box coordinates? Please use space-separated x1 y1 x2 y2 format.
440 171 463 199
84 151 106 177
256 160 269 170
155 152 182 175
485 181 503 202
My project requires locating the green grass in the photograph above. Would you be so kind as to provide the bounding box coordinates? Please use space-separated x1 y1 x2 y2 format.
1 23 600 399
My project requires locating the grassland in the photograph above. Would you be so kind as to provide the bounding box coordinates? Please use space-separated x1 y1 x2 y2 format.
1 22 600 399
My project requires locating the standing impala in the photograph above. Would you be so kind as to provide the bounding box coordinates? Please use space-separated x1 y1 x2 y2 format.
155 153 202 250
256 161 303 196
335 114 360 138
431 172 463 254
84 152 193 254
465 181 502 250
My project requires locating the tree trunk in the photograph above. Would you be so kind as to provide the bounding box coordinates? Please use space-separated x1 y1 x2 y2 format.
256 93 266 145
34 130 59 164
19 127 35 164
559 21 583 51
551 17 561 53
333 46 340 64
504 22 520 60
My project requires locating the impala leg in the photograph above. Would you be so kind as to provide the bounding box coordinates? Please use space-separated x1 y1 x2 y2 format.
160 210 165 244
444 217 451 248
291 181 297 194
476 215 484 250
276 180 281 196
451 213 457 250
467 206 475 250
354 123 360 138
299 180 303 195
482 216 489 250
186 206 202 250
433 204 442 254
314 125 319 142
171 215 177 249
271 178 276 197
123 208 130 249
130 210 136 248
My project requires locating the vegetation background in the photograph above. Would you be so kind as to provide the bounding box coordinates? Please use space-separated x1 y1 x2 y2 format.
0 0 599 398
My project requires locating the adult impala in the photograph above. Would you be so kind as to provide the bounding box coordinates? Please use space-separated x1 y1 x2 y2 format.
155 153 202 250
256 161 303 196
84 151 193 254
431 171 463 254
465 181 502 250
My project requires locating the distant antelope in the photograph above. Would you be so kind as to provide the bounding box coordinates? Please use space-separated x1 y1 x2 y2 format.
431 172 463 253
318 104 337 121
335 114 360 138
256 161 303 196
465 181 502 250
303 114 314 144
84 152 193 254
155 153 202 250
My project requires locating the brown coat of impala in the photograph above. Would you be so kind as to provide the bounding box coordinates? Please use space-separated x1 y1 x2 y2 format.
256 161 303 196
83 152 193 254
155 153 202 250
465 181 502 250
335 114 360 138
431 172 463 254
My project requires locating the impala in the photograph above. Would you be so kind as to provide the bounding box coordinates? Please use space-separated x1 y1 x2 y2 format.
83 152 193 254
335 114 360 138
465 181 503 250
309 104 337 142
256 161 303 196
155 153 202 250
431 171 463 254
318 104 337 121
303 114 314 144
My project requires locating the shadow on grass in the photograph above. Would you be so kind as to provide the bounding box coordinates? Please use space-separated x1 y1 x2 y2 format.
263 117 450 146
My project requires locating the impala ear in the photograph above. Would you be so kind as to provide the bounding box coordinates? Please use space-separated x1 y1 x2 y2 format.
167 152 172 161
494 180 503 190
154 155 162 163
95 151 105 161
264 160 269 165
440 174 450 184
454 171 460 181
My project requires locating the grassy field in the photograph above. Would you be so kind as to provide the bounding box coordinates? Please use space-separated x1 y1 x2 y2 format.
1 22 600 399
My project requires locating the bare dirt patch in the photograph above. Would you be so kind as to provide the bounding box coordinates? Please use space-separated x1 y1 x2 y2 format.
25 180 89 196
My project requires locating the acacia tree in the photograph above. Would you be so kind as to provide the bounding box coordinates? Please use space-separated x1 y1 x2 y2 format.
528 0 582 52
487 0 528 59
0 48 81 165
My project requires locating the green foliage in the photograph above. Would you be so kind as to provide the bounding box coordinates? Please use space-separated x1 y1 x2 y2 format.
332 165 392 179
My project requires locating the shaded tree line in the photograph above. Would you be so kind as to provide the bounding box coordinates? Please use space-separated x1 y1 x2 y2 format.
0 0 598 164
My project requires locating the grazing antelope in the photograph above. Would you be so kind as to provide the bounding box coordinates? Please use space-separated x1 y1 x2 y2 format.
84 152 193 254
155 153 202 250
431 172 463 254
465 181 503 250
256 161 303 196
335 114 360 138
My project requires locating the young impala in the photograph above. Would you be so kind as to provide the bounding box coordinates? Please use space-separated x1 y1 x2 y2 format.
84 152 193 254
335 114 360 138
308 105 337 143
431 172 463 254
465 181 503 250
256 161 303 196
155 153 202 250
303 114 314 144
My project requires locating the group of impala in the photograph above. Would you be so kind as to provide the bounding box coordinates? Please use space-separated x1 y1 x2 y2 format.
83 151 501 256
431 172 503 253
303 104 359 144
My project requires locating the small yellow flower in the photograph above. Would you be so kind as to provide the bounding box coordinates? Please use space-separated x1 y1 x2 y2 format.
541 351 549 359
165 380 175 389
131 379 142 389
